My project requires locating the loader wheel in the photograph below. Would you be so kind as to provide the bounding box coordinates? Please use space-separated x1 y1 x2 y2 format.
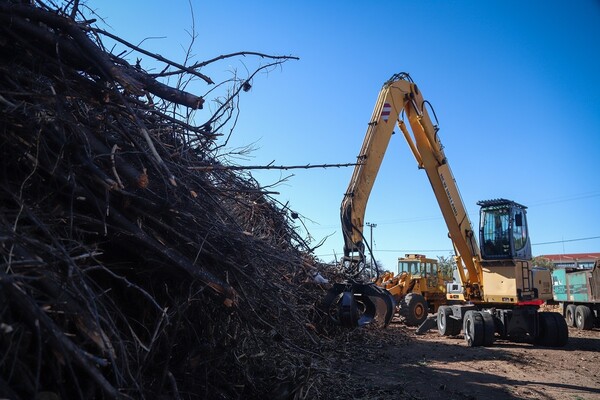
575 305 594 330
463 310 484 347
437 306 460 336
565 304 577 327
400 293 428 326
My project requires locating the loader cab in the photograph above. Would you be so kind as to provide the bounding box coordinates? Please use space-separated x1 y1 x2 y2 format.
478 199 532 261
398 256 424 277
398 254 448 289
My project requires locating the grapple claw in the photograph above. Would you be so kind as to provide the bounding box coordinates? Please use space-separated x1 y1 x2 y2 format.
322 281 395 328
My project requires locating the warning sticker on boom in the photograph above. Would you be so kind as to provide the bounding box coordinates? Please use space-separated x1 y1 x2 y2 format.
381 103 392 122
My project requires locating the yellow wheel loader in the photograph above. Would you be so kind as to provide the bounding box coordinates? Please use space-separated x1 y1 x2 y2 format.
374 254 452 326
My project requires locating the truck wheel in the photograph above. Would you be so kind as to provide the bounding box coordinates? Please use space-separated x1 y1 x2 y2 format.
536 312 568 347
400 293 428 326
463 310 484 347
565 304 577 327
575 305 594 330
437 306 460 336
481 312 496 346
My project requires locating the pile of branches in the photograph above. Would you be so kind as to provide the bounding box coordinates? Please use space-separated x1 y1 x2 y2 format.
0 1 336 399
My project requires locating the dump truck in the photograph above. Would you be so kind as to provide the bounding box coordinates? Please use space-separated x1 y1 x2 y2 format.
551 259 600 330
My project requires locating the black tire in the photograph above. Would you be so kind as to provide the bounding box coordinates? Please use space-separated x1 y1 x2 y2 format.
481 312 496 347
450 316 462 336
565 304 577 327
437 306 460 336
575 305 594 330
535 312 556 347
400 293 428 326
536 312 569 347
463 310 484 347
552 312 569 347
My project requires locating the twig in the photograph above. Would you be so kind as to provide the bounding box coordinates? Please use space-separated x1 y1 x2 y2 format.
189 162 359 171
119 93 178 186
188 51 299 69
110 144 125 189
4 280 122 399
94 27 215 85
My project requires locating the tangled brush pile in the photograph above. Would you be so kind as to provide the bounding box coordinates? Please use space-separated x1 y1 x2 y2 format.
0 2 335 398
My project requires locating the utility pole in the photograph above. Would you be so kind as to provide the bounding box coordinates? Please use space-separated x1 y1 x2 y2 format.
366 222 377 273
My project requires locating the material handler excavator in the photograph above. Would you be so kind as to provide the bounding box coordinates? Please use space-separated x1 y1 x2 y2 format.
323 72 568 347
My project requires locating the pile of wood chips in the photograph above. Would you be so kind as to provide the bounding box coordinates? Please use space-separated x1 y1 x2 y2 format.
0 2 370 399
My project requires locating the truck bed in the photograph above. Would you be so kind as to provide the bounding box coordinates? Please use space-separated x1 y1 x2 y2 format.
551 265 600 303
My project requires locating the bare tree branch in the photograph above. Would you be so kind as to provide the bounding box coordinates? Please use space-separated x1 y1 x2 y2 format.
189 162 359 171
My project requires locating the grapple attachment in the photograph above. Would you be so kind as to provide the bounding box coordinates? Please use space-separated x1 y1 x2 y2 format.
322 281 395 327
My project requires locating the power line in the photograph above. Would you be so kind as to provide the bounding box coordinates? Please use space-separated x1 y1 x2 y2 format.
532 235 600 246
374 248 452 253
306 191 600 231
527 191 600 207
315 235 600 259
315 248 453 259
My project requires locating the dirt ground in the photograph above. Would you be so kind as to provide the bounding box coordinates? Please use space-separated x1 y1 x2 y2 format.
327 313 600 400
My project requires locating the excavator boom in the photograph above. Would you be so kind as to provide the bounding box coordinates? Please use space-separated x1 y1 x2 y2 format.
340 73 480 285
329 72 485 327
331 72 469 327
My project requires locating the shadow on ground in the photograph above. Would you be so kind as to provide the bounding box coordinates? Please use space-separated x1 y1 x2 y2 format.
320 323 600 400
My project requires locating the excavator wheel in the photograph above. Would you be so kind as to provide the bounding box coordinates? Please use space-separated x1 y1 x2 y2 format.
463 310 485 347
399 293 428 326
480 312 496 346
535 312 568 347
437 306 461 336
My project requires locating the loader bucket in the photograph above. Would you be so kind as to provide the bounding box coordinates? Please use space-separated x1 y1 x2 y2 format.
322 282 395 327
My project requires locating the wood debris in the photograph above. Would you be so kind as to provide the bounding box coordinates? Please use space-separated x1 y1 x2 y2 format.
0 2 364 399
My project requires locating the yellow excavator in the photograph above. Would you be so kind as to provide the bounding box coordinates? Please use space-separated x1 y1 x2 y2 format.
323 72 568 347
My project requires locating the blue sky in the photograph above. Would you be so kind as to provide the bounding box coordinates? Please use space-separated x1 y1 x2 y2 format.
98 1 600 272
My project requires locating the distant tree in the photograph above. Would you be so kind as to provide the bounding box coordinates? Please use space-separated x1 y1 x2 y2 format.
437 254 457 280
532 256 555 270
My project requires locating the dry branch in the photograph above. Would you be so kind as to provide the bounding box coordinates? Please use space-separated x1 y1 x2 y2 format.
0 3 205 109
189 162 360 171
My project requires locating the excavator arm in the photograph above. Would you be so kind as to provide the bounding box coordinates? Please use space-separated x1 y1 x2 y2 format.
327 73 484 328
339 74 404 275
341 73 481 291
395 79 483 298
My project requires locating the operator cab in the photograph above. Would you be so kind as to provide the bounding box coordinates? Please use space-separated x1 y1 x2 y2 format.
478 198 532 261
398 254 427 277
